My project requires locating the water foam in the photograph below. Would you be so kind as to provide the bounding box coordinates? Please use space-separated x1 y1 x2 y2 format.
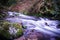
6 12 60 37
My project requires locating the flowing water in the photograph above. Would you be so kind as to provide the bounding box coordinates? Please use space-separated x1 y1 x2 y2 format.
6 12 60 38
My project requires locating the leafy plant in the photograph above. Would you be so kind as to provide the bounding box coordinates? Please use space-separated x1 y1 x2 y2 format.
0 21 23 39
0 21 11 40
13 23 23 37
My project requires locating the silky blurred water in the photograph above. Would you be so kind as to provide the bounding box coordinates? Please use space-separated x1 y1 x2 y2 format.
6 12 60 37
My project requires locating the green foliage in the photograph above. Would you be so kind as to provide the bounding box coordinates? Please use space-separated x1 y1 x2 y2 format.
0 21 10 29
27 0 60 20
0 30 11 39
7 0 17 6
0 0 17 7
0 12 7 20
0 21 23 39
42 0 60 19
0 21 11 39
12 23 23 37
0 0 60 19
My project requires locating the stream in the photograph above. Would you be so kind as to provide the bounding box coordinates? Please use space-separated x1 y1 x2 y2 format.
6 12 60 38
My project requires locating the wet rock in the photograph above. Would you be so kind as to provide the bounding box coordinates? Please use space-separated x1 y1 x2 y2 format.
14 29 51 40
57 24 60 28
14 36 25 40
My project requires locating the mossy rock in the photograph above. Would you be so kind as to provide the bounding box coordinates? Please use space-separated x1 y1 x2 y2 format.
12 23 23 38
0 21 23 39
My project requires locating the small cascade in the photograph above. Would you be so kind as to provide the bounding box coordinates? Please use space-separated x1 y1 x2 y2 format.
6 12 60 37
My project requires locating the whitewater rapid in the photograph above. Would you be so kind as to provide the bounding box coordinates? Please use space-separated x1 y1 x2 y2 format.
6 12 60 37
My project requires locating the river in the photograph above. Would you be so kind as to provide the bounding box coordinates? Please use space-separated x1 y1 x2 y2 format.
6 12 60 38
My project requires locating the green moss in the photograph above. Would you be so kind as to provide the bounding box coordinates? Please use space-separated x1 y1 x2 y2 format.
0 21 10 30
13 23 23 37
0 21 23 39
0 30 11 39
16 29 23 37
0 13 7 20
0 21 11 39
